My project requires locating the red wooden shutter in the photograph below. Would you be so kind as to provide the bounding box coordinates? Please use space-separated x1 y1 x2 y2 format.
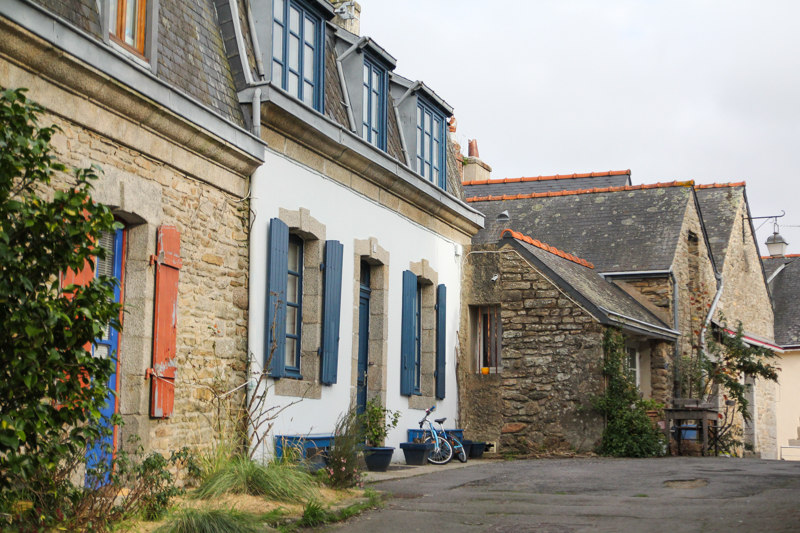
149 226 181 418
61 242 95 389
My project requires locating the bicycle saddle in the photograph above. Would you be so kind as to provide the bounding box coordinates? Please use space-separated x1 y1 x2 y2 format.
435 417 446 424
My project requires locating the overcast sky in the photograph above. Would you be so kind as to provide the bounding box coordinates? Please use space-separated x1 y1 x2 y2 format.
359 1 800 255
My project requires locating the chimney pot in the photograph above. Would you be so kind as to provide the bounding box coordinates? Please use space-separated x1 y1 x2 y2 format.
468 139 480 158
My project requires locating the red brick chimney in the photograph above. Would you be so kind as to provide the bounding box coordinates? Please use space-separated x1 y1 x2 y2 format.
463 139 492 182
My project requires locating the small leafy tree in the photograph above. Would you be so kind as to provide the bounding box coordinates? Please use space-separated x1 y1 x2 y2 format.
594 328 665 458
359 398 401 448
681 314 780 454
0 88 122 493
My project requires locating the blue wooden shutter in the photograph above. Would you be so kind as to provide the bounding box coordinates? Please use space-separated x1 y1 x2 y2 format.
320 240 343 385
435 284 447 400
266 218 289 378
400 270 418 396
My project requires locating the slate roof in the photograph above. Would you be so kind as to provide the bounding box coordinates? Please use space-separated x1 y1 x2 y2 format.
503 234 675 337
472 183 695 273
694 184 745 271
464 170 631 199
763 256 800 347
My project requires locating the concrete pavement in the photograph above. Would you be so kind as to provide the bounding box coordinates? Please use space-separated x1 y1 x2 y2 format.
330 457 800 532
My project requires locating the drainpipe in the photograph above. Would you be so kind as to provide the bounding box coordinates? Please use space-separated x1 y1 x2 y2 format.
393 105 411 167
392 81 422 168
700 273 724 355
336 36 371 133
670 269 681 399
228 0 254 85
251 87 261 138
246 0 266 81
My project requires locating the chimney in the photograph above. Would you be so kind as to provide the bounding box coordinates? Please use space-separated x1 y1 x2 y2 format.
766 231 789 258
332 1 361 35
462 139 492 182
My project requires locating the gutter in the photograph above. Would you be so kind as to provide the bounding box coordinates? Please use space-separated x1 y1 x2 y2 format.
598 306 681 339
336 36 371 133
600 270 672 280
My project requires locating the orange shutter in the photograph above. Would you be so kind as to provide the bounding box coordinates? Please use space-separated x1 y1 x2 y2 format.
61 251 94 389
149 226 182 418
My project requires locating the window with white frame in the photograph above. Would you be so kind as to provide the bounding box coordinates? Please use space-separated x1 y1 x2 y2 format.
272 0 323 110
473 305 502 373
626 347 640 387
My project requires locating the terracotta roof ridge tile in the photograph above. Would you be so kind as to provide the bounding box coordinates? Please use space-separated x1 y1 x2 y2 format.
694 182 747 189
467 180 695 203
463 169 631 186
500 229 594 269
762 254 800 260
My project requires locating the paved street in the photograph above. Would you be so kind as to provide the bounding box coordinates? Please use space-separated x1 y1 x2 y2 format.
330 458 800 533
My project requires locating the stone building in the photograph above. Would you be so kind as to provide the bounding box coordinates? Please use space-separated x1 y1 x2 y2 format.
460 163 780 457
1 0 266 461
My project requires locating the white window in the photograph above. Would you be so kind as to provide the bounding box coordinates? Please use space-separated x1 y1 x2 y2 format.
626 347 640 387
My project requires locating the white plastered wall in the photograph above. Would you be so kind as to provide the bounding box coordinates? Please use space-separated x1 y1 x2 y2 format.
248 150 465 461
776 350 800 460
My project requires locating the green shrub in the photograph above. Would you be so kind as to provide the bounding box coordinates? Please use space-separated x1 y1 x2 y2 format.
594 328 665 458
193 456 317 502
0 87 122 495
155 509 264 533
359 398 401 447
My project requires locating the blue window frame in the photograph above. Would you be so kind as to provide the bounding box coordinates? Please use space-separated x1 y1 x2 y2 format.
272 0 324 110
361 57 386 150
416 98 447 191
87 228 124 477
414 282 422 394
285 234 303 377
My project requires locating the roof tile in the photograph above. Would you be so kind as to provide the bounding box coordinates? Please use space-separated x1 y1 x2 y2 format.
467 180 695 203
501 229 594 269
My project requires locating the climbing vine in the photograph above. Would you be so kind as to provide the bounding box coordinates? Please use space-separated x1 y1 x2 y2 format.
594 328 665 458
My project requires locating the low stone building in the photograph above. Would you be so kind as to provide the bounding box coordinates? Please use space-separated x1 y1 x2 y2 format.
460 162 780 457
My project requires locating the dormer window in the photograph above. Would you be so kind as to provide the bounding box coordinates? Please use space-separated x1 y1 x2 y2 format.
272 0 323 110
361 57 386 149
416 97 447 191
109 0 147 55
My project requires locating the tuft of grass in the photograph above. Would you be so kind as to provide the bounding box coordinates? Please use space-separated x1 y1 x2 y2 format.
193 456 318 502
297 500 328 527
155 509 264 533
633 494 649 497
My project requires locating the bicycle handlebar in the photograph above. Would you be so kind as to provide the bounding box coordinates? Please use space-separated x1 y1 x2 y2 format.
418 405 436 428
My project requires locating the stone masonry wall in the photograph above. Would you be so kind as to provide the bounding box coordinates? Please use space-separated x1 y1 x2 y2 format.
41 111 250 462
717 194 776 458
459 245 605 454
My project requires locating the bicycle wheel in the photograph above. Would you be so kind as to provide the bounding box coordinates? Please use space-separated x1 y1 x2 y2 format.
451 437 468 463
425 436 453 464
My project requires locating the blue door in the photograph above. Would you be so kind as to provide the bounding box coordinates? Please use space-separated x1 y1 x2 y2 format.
356 262 371 415
86 228 124 480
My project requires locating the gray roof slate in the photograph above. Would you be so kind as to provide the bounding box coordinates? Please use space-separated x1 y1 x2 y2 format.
763 256 800 346
694 186 743 271
512 239 672 332
464 173 631 199
30 0 101 38
473 185 693 273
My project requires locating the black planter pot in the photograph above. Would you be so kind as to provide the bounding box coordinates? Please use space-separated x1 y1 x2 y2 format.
460 440 473 459
469 442 486 458
399 442 434 466
363 447 395 472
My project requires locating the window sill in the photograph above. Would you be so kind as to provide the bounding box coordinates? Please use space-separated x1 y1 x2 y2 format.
109 34 151 70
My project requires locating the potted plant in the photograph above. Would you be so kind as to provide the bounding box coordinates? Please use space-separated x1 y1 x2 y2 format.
399 441 434 465
360 398 401 472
